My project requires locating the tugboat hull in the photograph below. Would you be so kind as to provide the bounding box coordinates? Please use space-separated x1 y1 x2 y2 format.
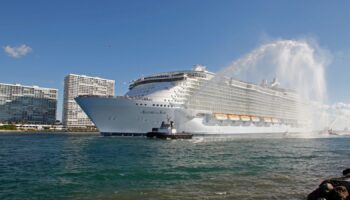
146 132 193 139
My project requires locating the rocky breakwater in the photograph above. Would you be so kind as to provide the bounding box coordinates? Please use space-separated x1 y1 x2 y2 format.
308 169 350 200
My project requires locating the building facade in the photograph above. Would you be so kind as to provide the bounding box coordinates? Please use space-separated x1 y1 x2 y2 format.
0 83 58 124
63 74 115 128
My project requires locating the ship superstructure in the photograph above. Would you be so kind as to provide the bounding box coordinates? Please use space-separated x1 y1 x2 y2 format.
76 65 308 135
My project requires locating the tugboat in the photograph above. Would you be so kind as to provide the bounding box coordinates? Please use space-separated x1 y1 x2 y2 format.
146 121 193 139
328 128 350 136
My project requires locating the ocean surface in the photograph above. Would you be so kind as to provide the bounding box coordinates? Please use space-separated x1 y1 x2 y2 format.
0 133 349 200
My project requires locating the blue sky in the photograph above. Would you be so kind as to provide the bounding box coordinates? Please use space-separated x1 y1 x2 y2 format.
1 0 350 120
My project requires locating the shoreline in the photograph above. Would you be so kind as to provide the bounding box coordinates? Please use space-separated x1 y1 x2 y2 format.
0 130 100 135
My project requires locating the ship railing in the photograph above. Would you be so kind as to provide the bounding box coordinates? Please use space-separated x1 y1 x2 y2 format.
77 95 153 101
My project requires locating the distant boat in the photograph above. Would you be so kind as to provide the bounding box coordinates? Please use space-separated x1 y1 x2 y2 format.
328 128 350 136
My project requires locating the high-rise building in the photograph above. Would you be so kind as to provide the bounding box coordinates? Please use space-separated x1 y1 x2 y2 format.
63 74 115 128
0 83 57 124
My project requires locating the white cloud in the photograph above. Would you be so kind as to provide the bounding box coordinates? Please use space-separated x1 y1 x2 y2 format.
3 44 32 58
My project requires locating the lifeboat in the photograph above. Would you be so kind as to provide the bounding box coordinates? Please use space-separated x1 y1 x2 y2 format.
272 118 279 123
240 115 251 121
263 117 272 123
214 113 228 120
251 116 260 122
228 114 240 121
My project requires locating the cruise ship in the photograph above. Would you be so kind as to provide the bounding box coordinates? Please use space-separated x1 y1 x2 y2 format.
76 65 309 136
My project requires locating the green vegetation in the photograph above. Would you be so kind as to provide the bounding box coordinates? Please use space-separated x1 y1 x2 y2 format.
0 124 17 130
66 126 98 132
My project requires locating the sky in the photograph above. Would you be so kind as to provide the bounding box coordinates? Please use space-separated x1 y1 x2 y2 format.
1 0 350 120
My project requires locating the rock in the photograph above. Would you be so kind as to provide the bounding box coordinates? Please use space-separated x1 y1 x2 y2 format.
343 169 350 176
331 186 349 200
307 182 334 200
321 183 335 192
307 169 350 200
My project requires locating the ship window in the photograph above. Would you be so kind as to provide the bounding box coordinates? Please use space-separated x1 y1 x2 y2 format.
153 104 155 106
145 104 147 106
140 104 143 106
156 104 159 106
136 103 138 106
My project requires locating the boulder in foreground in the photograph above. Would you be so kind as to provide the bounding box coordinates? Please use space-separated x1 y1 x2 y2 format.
307 169 350 200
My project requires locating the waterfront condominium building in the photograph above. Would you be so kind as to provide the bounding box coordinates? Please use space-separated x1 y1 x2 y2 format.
63 74 115 128
0 83 58 124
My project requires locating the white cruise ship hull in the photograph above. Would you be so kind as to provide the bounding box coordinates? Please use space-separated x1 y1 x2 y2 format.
76 96 175 135
76 96 303 136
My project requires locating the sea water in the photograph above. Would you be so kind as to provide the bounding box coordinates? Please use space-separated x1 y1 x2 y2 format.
0 133 349 200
